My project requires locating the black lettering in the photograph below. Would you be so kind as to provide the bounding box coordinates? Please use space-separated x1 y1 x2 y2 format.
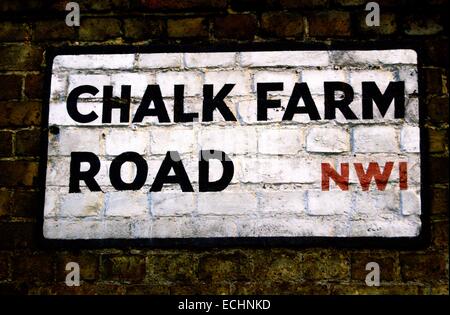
132 85 170 123
109 152 148 191
150 151 194 192
102 85 131 123
69 152 101 193
199 150 234 192
203 84 237 122
362 81 405 119
257 82 283 121
324 82 357 120
283 83 321 120
174 85 198 123
67 85 99 123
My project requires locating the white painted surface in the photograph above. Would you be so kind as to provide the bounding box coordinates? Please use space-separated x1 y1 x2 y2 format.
44 49 421 239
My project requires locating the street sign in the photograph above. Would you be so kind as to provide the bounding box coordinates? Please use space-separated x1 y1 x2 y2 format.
43 49 421 240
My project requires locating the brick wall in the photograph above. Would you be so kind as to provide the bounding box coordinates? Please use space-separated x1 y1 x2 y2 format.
0 0 448 295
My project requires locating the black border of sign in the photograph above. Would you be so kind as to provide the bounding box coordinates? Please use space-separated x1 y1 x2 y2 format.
37 41 430 250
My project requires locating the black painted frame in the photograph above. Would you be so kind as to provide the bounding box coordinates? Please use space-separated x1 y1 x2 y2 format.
37 41 429 249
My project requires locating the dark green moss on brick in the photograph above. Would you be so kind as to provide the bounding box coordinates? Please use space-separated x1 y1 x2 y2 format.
147 253 199 283
302 250 350 281
168 18 208 38
0 45 43 71
0 22 29 41
102 255 146 282
79 18 121 41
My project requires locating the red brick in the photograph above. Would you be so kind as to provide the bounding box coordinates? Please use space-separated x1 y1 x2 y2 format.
331 283 422 295
138 0 227 10
198 252 250 282
0 222 36 249
308 11 351 37
400 253 447 282
370 0 400 6
334 0 366 5
0 0 44 12
428 129 448 153
230 0 278 11
24 73 44 99
126 285 170 294
302 250 350 280
0 74 23 101
168 18 208 38
11 190 40 218
261 12 304 38
424 68 447 95
0 252 10 280
0 22 29 41
404 14 444 36
12 252 55 283
171 282 231 294
256 252 302 282
28 283 127 295
0 131 13 157
431 221 449 249
233 281 329 294
0 283 28 295
428 284 449 295
0 161 39 187
428 157 449 184
430 187 449 215
34 20 77 41
123 18 164 40
427 96 449 123
79 18 122 41
214 14 257 40
0 190 12 217
46 0 68 11
101 255 146 282
15 129 41 157
78 0 130 11
0 101 41 127
0 45 43 71
280 0 327 8
423 39 449 68
147 253 199 283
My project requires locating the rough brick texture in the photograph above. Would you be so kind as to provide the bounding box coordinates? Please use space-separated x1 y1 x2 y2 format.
0 0 448 296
